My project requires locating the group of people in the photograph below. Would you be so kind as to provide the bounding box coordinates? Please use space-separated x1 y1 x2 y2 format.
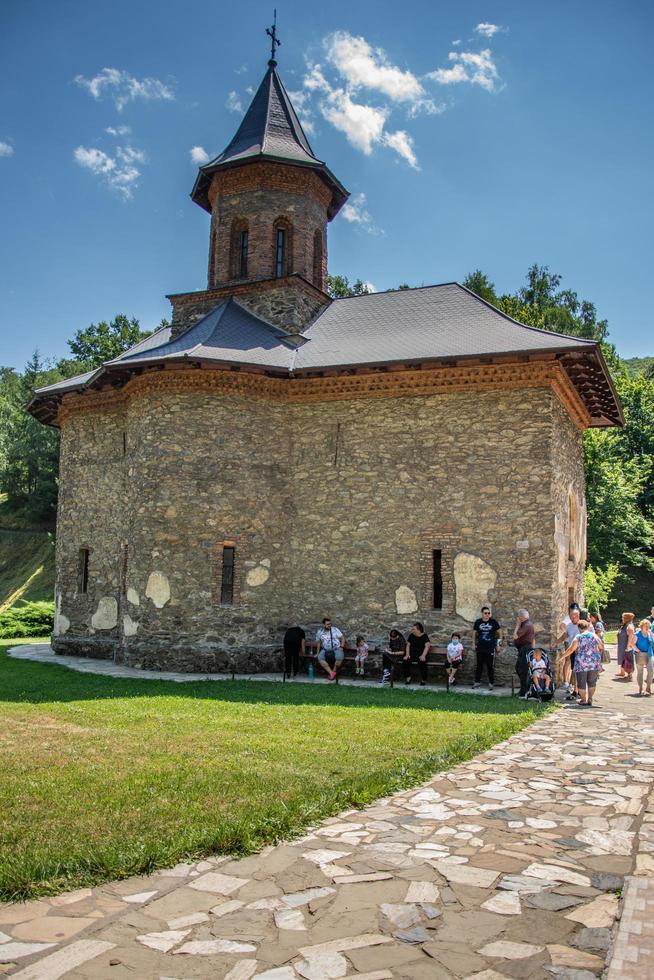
282 603 654 703
616 608 654 696
283 608 530 690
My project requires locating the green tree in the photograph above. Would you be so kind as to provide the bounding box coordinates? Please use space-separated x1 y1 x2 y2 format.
327 275 372 299
613 372 654 519
67 314 153 368
584 428 654 570
0 352 60 522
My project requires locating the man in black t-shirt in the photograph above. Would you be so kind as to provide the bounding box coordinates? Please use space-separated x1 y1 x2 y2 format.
283 625 306 677
472 606 504 689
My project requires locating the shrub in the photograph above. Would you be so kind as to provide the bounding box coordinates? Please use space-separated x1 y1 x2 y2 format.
0 600 54 638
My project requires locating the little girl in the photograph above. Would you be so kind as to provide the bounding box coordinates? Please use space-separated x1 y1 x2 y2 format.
354 635 369 676
446 632 464 686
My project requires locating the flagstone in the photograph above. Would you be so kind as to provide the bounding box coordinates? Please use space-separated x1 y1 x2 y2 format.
565 894 619 928
188 872 249 895
12 915 96 943
575 830 634 855
8 940 115 980
166 911 209 929
0 942 55 962
49 888 94 907
173 938 257 955
547 944 605 971
0 903 52 927
137 930 189 953
525 894 584 912
432 863 499 888
275 908 307 931
405 881 440 903
298 934 392 958
255 968 297 979
123 890 158 904
480 940 544 959
223 960 258 980
333 873 393 884
380 904 421 929
296 950 348 979
523 864 590 887
481 891 521 915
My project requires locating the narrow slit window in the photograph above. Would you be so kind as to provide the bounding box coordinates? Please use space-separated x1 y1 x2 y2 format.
78 548 89 594
122 431 127 456
432 549 443 609
275 228 286 277
221 546 235 605
239 229 249 278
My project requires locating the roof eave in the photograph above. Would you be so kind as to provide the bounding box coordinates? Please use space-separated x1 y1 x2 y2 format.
190 155 349 217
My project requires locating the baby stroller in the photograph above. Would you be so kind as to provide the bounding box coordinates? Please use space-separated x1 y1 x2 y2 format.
526 648 555 702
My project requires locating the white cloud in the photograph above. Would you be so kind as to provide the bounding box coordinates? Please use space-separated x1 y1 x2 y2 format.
105 125 131 136
226 90 243 113
340 192 384 235
321 87 388 155
362 281 376 292
384 129 418 168
298 27 506 170
0 141 13 157
74 68 174 112
475 22 502 38
427 48 500 92
74 143 144 199
190 145 209 164
325 31 424 102
408 97 446 118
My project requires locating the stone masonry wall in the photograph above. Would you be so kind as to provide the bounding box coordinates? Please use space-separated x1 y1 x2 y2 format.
287 387 559 686
53 406 126 659
169 279 327 339
550 395 587 638
52 382 572 683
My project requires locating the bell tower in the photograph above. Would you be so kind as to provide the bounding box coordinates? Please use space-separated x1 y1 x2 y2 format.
190 27 348 297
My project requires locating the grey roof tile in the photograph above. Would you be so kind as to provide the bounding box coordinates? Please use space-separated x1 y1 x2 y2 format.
108 299 293 370
294 283 593 370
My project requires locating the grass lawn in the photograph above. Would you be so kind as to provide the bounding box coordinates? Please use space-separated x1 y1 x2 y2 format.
0 638 550 902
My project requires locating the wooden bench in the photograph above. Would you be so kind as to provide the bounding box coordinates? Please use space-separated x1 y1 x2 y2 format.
290 641 453 690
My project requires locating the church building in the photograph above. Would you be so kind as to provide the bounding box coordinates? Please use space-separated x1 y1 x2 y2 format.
29 41 622 673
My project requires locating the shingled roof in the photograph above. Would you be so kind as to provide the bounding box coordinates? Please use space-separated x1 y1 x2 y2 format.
191 63 348 217
29 283 623 428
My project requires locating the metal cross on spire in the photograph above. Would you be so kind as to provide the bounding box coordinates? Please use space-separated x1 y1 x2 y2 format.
266 10 281 66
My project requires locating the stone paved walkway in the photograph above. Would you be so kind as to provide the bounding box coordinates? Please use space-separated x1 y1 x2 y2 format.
2 653 654 978
8 644 512 695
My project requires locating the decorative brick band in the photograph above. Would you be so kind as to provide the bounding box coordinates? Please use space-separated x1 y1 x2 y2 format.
57 360 591 430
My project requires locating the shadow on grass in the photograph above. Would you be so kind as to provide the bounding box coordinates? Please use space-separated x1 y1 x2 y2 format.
0 647 546 717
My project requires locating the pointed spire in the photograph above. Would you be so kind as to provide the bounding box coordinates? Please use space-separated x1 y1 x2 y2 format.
191 61 348 219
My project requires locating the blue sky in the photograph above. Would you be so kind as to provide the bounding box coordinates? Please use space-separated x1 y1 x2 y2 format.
1 0 652 370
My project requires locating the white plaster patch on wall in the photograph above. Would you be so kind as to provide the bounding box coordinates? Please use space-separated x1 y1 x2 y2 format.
145 571 171 608
126 587 140 607
123 614 139 636
395 585 418 615
53 591 70 636
246 564 270 587
91 597 119 630
454 553 497 622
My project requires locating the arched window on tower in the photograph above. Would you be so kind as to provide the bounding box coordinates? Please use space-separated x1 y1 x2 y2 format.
273 218 292 278
230 219 249 279
312 229 324 288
